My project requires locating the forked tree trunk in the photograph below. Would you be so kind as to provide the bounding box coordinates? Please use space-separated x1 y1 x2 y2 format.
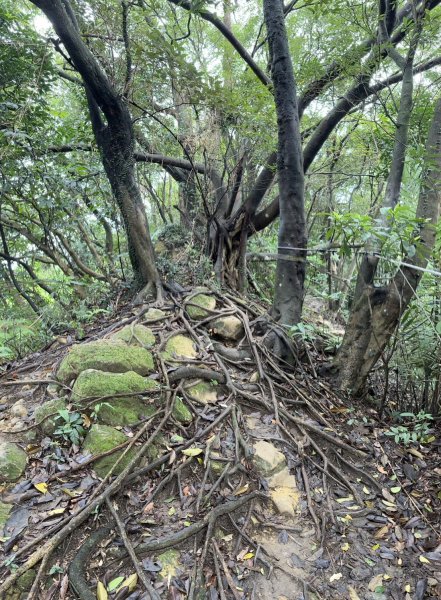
263 0 306 326
334 96 441 395
31 0 160 292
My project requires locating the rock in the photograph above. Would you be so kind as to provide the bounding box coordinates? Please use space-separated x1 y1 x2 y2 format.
0 501 13 532
111 324 155 348
57 340 154 383
208 451 225 474
10 400 27 418
46 383 61 398
252 440 286 477
185 381 219 404
173 397 192 423
270 487 300 517
158 549 181 579
162 334 198 361
72 369 158 426
34 398 66 435
0 442 27 482
268 466 297 489
186 293 216 319
142 308 167 322
82 425 136 479
210 315 244 341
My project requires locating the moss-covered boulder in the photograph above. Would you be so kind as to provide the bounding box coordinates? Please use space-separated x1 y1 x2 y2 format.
186 293 216 319
142 308 167 323
210 315 244 341
0 442 27 482
111 324 155 348
34 398 66 435
185 380 219 404
82 425 136 479
57 340 154 383
173 398 192 423
162 334 198 361
72 369 158 426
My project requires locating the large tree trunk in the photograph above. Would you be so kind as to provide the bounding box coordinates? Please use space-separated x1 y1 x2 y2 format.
334 95 441 395
31 0 160 291
263 0 306 326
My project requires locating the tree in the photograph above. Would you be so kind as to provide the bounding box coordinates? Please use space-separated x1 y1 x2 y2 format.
30 0 161 296
263 0 305 327
333 94 441 395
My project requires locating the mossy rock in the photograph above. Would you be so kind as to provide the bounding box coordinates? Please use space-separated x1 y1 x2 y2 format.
142 308 167 323
17 569 36 592
162 334 198 361
57 340 154 383
34 398 66 435
0 501 13 532
186 293 216 319
158 549 181 579
82 425 136 479
111 324 155 348
185 380 219 405
210 315 244 341
0 442 27 483
72 369 158 426
173 397 192 423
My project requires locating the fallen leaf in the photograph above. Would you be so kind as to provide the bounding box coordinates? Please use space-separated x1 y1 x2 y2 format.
107 577 124 592
341 542 350 551
368 574 384 592
34 482 48 494
182 448 203 457
97 581 108 600
329 573 343 582
120 574 137 592
348 587 361 600
390 486 401 494
419 555 430 564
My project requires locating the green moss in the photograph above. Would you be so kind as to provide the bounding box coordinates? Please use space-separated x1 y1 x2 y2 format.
173 398 192 423
162 334 198 361
17 569 36 591
0 501 13 531
111 324 155 348
142 308 167 322
83 425 136 479
157 549 181 579
71 369 158 426
0 442 27 482
57 340 154 383
185 381 218 405
186 293 216 319
34 398 66 435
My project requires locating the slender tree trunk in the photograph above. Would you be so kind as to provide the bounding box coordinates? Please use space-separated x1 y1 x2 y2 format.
263 0 306 326
334 96 441 395
31 0 160 292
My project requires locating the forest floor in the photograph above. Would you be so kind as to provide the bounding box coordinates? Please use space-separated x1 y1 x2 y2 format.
0 287 440 600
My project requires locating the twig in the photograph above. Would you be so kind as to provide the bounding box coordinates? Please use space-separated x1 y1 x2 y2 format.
106 498 160 600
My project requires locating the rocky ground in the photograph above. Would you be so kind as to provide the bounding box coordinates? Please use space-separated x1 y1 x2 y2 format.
0 287 439 600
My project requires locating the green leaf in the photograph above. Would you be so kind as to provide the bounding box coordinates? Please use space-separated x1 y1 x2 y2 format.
107 577 124 592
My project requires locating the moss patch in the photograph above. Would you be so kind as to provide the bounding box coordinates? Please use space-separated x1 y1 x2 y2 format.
72 369 158 426
82 425 136 479
142 308 167 323
158 549 181 579
57 340 154 383
0 442 27 483
186 293 216 319
185 380 219 404
111 324 155 348
0 501 13 532
173 397 192 423
34 398 66 435
162 334 198 361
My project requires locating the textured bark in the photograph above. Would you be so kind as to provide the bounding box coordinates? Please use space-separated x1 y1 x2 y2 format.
335 96 441 395
31 0 160 289
263 0 306 326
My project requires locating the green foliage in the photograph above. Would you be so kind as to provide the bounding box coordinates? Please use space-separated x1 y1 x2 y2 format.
385 412 434 445
53 409 86 446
